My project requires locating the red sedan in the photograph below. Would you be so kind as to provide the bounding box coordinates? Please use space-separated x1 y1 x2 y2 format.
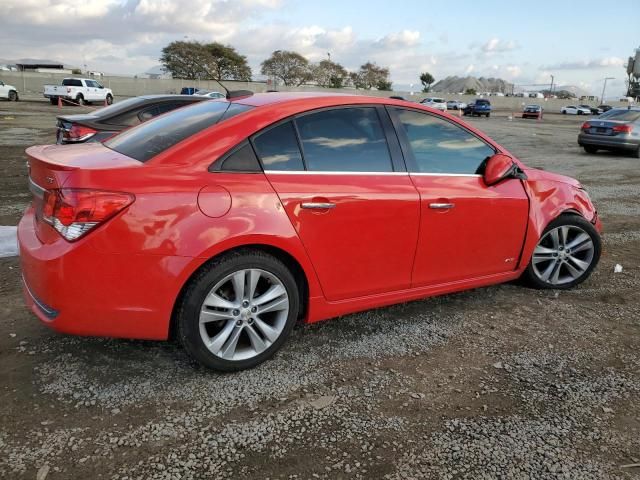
19 93 602 371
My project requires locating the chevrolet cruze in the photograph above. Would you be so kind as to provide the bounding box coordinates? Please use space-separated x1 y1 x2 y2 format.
19 92 602 371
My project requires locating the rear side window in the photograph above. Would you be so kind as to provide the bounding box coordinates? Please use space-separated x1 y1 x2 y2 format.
393 108 495 174
105 102 253 162
62 79 83 87
252 121 304 171
295 107 393 172
212 142 262 172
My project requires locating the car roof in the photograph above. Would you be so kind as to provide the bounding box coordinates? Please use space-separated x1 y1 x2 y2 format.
235 91 352 107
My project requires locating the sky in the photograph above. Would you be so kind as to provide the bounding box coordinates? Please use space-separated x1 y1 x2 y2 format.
1 0 637 97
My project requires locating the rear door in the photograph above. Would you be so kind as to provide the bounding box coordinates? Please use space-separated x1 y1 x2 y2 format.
256 106 420 301
388 107 529 286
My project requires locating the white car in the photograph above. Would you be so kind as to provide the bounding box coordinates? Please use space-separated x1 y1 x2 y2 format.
420 97 447 112
0 80 19 101
43 78 113 106
561 105 591 115
194 90 225 99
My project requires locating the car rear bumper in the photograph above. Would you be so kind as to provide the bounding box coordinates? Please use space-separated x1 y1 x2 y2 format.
18 207 191 340
578 133 639 151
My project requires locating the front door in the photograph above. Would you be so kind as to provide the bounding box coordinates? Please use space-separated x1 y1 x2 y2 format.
388 107 529 286
255 107 420 301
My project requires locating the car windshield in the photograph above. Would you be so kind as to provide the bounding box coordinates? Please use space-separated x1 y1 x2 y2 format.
105 101 253 162
598 109 640 121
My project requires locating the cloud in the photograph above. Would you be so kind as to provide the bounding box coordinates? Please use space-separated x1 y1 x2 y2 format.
477 38 518 54
376 30 421 48
541 57 626 70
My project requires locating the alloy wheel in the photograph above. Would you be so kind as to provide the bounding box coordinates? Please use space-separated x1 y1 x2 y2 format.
531 225 595 285
199 268 290 361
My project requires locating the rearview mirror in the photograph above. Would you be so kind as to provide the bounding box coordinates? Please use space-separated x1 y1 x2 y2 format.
483 153 518 186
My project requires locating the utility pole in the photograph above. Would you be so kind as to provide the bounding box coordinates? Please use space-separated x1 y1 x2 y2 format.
327 52 331 62
601 77 614 103
549 75 554 98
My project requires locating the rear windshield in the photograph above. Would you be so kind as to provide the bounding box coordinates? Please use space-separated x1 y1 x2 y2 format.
62 79 83 87
476 100 490 105
598 109 640 121
105 101 253 162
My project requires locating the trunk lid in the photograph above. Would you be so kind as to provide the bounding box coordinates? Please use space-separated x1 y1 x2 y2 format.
583 119 631 136
26 144 141 243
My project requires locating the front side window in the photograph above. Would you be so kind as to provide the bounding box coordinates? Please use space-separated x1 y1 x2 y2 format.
393 108 495 174
295 107 393 172
252 121 304 171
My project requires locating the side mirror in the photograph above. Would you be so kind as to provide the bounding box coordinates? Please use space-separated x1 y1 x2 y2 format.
483 153 519 186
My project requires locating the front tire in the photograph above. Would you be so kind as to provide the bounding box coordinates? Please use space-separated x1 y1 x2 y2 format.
50 97 57 105
177 249 300 371
106 94 113 105
523 214 601 289
486 113 490 118
8 91 18 101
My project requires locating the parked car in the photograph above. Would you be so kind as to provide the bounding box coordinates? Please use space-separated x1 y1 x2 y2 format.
561 105 591 115
597 105 613 113
578 107 640 157
389 95 407 101
522 105 543 119
19 93 602 371
446 100 467 110
0 80 19 101
55 94 210 144
420 97 447 112
194 90 225 99
463 99 492 117
180 87 200 95
43 78 113 106
578 104 602 115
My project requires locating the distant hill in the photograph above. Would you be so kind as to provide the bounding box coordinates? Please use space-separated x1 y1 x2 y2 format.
431 76 513 94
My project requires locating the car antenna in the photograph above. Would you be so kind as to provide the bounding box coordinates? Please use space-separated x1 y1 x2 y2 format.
212 78 253 100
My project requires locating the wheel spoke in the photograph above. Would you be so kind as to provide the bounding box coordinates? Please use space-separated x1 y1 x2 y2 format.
559 226 569 247
567 255 590 272
245 324 267 353
564 260 582 279
258 296 289 315
219 324 243 359
253 316 281 343
207 320 236 355
534 245 556 255
248 269 261 302
253 284 286 306
550 261 562 284
231 271 246 303
571 238 594 254
200 309 233 324
203 293 236 310
540 259 559 282
549 229 560 249
565 232 590 250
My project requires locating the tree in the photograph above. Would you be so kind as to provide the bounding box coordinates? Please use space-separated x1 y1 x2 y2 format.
160 40 252 80
350 62 391 90
420 72 435 92
261 50 311 87
203 42 252 81
311 59 348 88
464 88 477 95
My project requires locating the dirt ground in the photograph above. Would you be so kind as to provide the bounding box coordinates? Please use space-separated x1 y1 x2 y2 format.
0 99 639 480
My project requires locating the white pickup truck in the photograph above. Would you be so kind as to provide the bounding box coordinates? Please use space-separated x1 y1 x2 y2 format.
43 78 113 106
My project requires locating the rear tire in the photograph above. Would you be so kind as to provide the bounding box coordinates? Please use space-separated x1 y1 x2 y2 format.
562 110 567 114
106 94 113 105
577 111 583 115
177 249 300 371
8 91 18 101
486 113 490 118
75 94 85 106
523 214 601 290
583 146 598 154
632 146 640 159
50 98 57 105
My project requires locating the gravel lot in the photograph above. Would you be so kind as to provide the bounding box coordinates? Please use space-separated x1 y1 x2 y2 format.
0 99 638 480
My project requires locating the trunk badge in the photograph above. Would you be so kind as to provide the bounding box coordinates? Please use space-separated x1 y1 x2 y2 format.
46 176 54 184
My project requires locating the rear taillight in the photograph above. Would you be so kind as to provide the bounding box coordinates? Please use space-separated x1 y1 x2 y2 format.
581 122 591 130
64 124 97 142
42 189 134 241
612 124 633 134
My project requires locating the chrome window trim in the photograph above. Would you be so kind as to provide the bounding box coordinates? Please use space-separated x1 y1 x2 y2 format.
410 173 482 177
263 170 409 176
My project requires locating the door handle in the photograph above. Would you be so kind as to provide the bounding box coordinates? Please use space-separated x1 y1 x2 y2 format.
301 202 336 210
429 203 455 209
